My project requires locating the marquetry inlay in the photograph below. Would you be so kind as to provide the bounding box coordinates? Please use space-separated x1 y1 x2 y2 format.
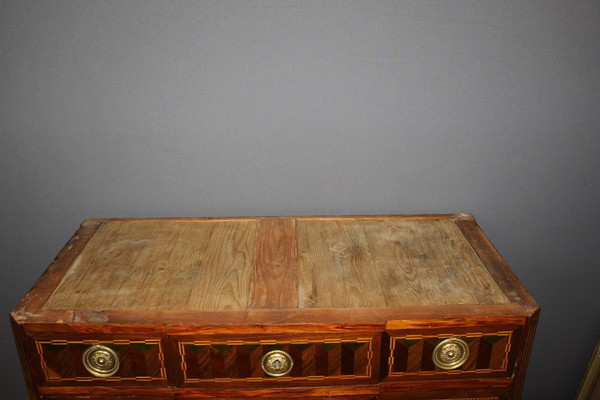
35 339 166 382
179 337 374 383
389 331 513 376
12 214 539 399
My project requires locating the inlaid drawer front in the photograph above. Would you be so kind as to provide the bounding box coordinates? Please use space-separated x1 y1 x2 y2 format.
386 329 518 379
34 339 167 383
178 337 375 384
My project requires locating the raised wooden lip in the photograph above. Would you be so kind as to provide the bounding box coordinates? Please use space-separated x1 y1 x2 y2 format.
11 213 539 327
83 213 472 223
12 304 537 332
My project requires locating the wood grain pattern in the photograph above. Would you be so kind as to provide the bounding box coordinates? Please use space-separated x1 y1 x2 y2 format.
387 331 515 377
185 220 256 311
11 317 40 399
297 217 508 308
35 339 166 382
249 218 298 309
12 214 539 400
13 220 101 321
297 218 386 308
455 217 538 307
38 385 380 398
44 220 257 311
19 304 528 327
511 309 540 399
179 338 373 383
43 215 509 313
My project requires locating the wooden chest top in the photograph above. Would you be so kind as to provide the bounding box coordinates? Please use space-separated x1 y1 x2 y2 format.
17 214 535 326
43 215 508 311
11 214 539 400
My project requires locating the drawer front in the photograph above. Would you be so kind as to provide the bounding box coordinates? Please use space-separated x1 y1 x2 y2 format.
33 338 167 385
384 325 522 381
175 333 380 387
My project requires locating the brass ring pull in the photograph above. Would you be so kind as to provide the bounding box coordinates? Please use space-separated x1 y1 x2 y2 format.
82 345 120 377
261 350 293 377
432 337 469 370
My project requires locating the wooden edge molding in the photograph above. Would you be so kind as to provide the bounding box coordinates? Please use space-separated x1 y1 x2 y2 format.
511 308 540 399
455 217 539 310
38 383 380 397
12 220 102 317
10 317 39 400
385 315 526 331
575 335 600 400
84 213 472 226
15 303 531 328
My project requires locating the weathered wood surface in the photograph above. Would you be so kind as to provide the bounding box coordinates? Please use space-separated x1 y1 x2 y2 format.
296 217 508 308
43 215 508 312
11 214 539 400
44 219 257 311
249 218 298 309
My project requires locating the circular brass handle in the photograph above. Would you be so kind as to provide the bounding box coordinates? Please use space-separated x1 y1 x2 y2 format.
261 350 293 377
432 338 469 370
82 345 120 377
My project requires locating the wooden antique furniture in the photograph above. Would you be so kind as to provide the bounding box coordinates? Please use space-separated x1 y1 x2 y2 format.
11 214 539 400
575 336 600 400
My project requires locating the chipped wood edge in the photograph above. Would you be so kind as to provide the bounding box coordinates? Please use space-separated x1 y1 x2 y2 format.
455 216 539 314
11 219 103 324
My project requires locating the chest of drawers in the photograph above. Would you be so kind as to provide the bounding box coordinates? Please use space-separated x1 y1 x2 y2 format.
11 214 538 399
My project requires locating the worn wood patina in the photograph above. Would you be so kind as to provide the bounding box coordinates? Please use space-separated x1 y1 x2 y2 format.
11 214 539 399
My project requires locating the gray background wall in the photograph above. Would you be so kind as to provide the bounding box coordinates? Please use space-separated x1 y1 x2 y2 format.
1 1 599 398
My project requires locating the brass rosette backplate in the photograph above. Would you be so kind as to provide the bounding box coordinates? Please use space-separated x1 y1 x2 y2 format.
82 344 120 377
432 337 470 370
261 350 294 377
